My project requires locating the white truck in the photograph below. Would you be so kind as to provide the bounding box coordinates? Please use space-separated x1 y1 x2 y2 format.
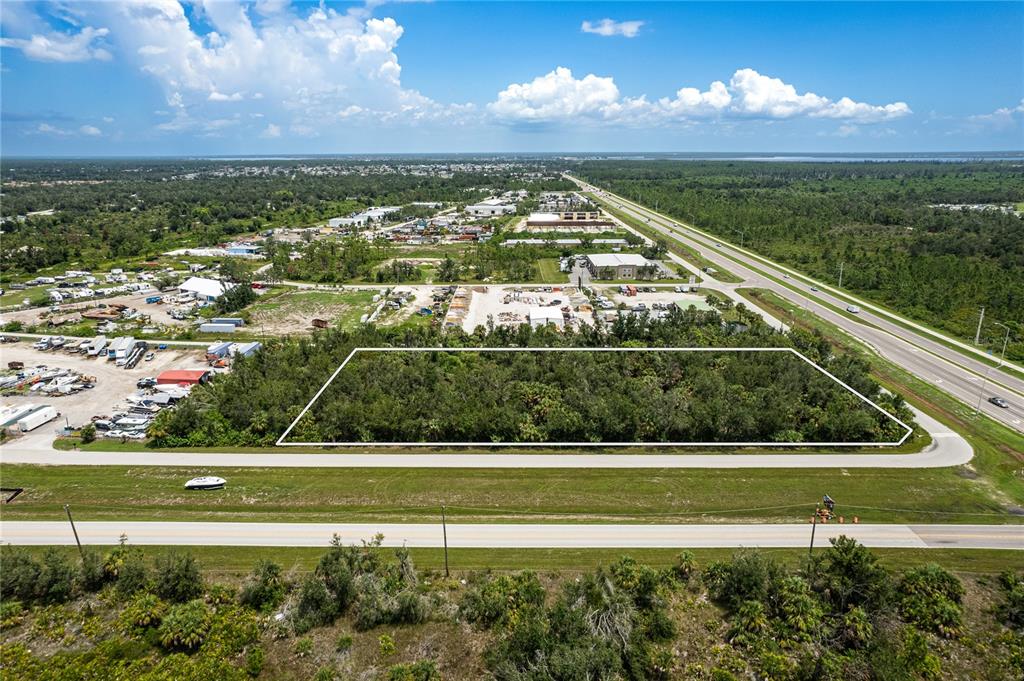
17 405 58 432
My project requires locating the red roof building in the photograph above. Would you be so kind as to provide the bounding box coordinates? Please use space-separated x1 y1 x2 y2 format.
156 370 211 386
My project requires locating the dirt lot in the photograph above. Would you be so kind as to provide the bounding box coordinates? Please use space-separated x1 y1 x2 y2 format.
0 291 187 329
460 284 590 333
0 342 207 451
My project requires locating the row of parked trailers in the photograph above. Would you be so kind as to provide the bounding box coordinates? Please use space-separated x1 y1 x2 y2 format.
0 403 59 432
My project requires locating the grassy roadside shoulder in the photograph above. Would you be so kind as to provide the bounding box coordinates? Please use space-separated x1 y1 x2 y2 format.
739 288 1024 514
7 544 1023 577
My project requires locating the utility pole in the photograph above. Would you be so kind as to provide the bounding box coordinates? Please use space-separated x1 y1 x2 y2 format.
975 307 985 345
441 505 450 578
64 504 85 560
837 262 845 289
975 365 994 414
995 323 1012 366
809 503 819 557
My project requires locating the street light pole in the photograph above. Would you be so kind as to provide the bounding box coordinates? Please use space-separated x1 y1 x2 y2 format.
837 262 845 289
975 307 985 345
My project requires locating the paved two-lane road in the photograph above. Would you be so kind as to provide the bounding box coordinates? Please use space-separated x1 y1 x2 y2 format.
3 521 1020 550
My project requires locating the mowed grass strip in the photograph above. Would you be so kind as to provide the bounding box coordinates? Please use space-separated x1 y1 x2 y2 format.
0 464 1014 524
8 545 1022 578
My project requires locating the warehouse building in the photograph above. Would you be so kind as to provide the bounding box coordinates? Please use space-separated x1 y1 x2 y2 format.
584 254 653 279
179 276 234 302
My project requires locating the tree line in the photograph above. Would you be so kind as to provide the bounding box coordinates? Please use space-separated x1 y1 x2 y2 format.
2 535 1021 679
575 161 1024 359
148 305 915 448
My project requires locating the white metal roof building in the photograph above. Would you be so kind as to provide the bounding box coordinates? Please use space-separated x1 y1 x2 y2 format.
179 276 234 301
529 306 565 330
584 253 652 279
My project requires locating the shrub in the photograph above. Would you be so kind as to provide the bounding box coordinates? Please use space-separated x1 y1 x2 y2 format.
461 571 545 628
244 646 264 678
670 551 697 583
80 423 97 444
379 633 397 657
0 600 25 629
158 599 213 651
118 593 167 636
609 556 661 609
154 551 204 603
292 575 338 634
336 634 353 653
394 589 430 625
38 548 76 604
998 571 1024 629
387 660 441 681
815 536 891 613
705 551 782 613
238 559 286 613
294 636 314 657
115 550 149 598
897 563 964 638
77 549 108 592
0 549 41 602
313 666 338 681
316 550 355 611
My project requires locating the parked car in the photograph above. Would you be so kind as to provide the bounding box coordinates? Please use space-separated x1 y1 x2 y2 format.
136 377 157 389
144 352 155 361
988 396 1010 409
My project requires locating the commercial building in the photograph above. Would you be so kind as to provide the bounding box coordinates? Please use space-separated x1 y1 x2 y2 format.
328 206 401 228
179 276 233 302
584 254 653 279
466 199 516 217
529 306 565 330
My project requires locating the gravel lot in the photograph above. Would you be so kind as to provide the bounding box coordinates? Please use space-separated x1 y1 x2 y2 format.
0 342 207 451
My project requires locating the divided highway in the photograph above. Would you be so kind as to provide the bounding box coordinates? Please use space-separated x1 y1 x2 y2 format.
569 176 1024 434
3 521 1021 550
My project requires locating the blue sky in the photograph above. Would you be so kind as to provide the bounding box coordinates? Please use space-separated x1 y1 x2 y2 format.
1 1 1022 155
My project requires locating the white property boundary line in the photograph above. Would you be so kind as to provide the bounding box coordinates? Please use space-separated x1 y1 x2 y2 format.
277 347 913 448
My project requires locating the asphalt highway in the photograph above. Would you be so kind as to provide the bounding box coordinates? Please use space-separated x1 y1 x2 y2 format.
569 176 1024 434
2 521 1020 549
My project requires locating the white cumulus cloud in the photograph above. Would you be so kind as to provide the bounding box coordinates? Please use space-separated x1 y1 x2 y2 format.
260 123 282 138
581 19 644 38
489 67 620 122
79 125 102 136
0 25 111 62
490 66 912 125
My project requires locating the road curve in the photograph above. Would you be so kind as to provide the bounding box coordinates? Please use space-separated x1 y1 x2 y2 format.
0 403 972 469
2 521 1020 550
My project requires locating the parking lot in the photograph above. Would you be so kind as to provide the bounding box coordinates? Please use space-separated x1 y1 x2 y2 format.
0 342 208 451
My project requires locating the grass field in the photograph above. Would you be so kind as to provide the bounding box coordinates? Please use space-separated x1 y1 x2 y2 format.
1 462 1014 525
533 257 565 283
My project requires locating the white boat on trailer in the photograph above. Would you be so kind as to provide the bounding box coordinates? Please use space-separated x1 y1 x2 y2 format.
184 476 226 491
